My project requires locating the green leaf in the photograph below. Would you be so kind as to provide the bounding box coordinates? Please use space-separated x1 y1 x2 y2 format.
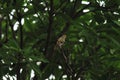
29 63 41 77
112 27 120 35
103 34 120 48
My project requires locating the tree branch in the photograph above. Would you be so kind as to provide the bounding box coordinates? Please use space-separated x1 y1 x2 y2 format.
0 14 3 47
4 20 8 43
32 2 45 26
58 2 116 37
73 0 78 10
72 0 80 16
8 16 17 41
57 3 92 38
45 0 54 55
60 47 74 79
0 14 3 40
72 2 92 18
55 1 68 13
16 8 23 80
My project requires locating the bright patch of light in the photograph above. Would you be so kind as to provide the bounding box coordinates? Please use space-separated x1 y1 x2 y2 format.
103 20 107 24
79 39 83 42
40 2 46 6
118 19 120 21
33 14 38 17
11 62 13 65
11 9 15 15
36 61 41 66
81 1 90 5
100 1 105 7
24 8 28 12
29 58 33 61
1 60 5 63
13 75 17 80
6 52 9 54
9 14 13 20
74 45 77 48
30 70 35 79
27 17 30 20
78 78 81 80
97 1 105 7
9 9 15 20
0 14 2 18
22 59 25 62
4 16 7 19
45 8 48 11
20 68 23 73
16 36 18 39
89 20 92 23
9 76 12 80
74 73 77 77
32 21 36 24
13 21 19 31
62 75 67 79
24 3 27 6
3 76 7 80
21 18 24 25
30 3 32 6
58 65 62 69
70 0 74 2
49 74 55 80
53 14 56 16
3 74 17 80
96 22 99 25
83 9 90 13
0 7 3 10
43 13 47 16
1 34 4 39
9 67 13 71
113 12 119 15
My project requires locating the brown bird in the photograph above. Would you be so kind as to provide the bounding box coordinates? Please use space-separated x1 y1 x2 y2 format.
56 34 67 48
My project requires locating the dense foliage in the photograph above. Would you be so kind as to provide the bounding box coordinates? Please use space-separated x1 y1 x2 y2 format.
0 0 120 80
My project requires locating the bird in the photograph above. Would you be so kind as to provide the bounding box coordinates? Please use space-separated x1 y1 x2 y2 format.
56 34 67 48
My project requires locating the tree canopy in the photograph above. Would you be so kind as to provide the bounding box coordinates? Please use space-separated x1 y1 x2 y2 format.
0 0 120 80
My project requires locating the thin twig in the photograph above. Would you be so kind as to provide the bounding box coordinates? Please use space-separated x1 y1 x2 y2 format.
60 47 73 77
16 8 23 80
72 2 91 18
7 15 17 41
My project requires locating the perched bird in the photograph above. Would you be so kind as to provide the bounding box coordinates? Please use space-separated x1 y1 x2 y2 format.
54 34 67 50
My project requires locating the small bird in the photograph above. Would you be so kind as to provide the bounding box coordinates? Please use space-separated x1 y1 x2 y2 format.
54 34 66 49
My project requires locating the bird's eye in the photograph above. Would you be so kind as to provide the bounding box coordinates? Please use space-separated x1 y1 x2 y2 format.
60 41 63 43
